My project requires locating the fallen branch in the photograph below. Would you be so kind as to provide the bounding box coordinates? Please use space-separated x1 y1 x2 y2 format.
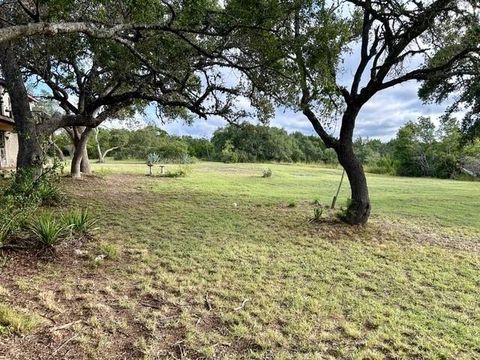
140 302 162 310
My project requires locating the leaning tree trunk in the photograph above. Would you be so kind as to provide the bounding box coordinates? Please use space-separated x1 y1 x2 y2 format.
51 139 65 161
332 104 371 225
0 41 44 178
336 142 371 225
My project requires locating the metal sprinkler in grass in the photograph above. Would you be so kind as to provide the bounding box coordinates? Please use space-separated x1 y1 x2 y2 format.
146 152 160 176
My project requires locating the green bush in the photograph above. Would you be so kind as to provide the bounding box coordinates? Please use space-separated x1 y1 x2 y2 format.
311 207 324 222
3 168 63 208
287 200 296 208
366 155 397 175
0 210 25 247
37 180 63 206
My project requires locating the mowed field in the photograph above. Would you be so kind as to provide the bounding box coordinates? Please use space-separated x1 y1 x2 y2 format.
1 161 479 359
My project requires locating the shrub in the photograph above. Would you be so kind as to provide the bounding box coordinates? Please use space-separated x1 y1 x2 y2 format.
36 180 63 206
162 165 191 178
64 209 97 236
30 213 69 248
262 168 272 178
146 152 161 166
0 201 33 248
366 155 397 175
0 211 23 247
3 168 63 208
337 199 353 222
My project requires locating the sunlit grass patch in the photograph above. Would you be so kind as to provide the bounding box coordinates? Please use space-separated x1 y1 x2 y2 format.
0 304 42 334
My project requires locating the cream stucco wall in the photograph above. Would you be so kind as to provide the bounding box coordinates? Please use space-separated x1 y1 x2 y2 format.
4 132 18 168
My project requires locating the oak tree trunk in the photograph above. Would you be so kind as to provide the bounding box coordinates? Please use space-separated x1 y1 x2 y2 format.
80 144 91 175
337 143 371 225
334 105 371 225
0 42 44 178
70 128 92 178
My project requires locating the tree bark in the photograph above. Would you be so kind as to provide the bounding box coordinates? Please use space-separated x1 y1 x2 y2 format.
50 137 65 161
0 41 44 178
333 105 371 225
80 143 91 174
70 127 92 178
336 143 371 225
304 102 371 225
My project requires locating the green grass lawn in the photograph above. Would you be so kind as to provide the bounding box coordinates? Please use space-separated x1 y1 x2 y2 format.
93 161 480 230
0 161 479 359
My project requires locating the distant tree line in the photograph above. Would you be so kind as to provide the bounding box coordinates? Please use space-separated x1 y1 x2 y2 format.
53 118 480 180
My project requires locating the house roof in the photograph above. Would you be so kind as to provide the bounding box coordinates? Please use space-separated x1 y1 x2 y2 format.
0 114 15 131
0 114 14 125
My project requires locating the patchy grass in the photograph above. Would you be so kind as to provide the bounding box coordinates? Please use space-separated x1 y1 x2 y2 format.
0 161 479 359
0 303 42 335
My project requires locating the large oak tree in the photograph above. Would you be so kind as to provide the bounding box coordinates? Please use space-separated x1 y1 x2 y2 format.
1 0 260 177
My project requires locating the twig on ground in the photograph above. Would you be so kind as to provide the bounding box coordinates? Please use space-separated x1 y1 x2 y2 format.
50 320 82 331
234 298 251 311
140 302 161 309
52 334 78 356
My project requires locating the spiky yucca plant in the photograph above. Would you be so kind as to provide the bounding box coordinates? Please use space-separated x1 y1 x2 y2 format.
30 214 68 247
64 209 97 236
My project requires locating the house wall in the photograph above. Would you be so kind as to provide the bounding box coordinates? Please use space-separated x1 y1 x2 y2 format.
0 85 12 117
4 132 18 168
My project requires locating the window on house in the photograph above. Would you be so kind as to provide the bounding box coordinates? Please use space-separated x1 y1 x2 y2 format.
0 131 5 149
